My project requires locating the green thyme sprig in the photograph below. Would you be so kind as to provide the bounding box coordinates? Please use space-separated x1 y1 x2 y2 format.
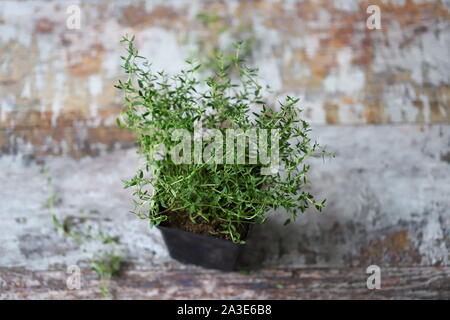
116 35 329 243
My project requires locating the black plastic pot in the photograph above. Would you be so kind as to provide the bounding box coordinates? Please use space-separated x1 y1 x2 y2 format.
157 225 246 271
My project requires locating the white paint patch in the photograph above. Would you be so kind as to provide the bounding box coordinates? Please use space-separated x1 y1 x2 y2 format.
333 0 360 11
0 99 14 124
373 21 450 86
88 74 102 96
383 84 419 123
0 1 34 46
304 35 320 59
421 28 450 86
259 57 283 92
251 16 283 92
292 61 311 78
90 102 98 118
418 204 448 266
99 19 127 78
20 80 31 99
419 93 430 123
37 35 54 63
304 100 326 124
323 47 365 94
51 72 67 126
0 24 16 44
33 63 48 93
138 28 187 75
338 102 365 124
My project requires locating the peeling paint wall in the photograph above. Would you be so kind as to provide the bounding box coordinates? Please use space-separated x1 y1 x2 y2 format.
0 1 449 272
0 0 449 156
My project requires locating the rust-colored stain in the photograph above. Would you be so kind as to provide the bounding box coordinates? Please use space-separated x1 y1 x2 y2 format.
342 96 354 105
120 3 183 28
66 44 104 77
365 106 385 124
325 102 339 124
34 18 54 34
360 230 422 266
0 107 135 157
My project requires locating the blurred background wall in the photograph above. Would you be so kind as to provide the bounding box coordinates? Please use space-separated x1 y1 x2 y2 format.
0 0 449 277
1 0 449 156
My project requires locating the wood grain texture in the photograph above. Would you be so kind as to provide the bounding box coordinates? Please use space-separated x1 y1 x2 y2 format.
1 267 449 300
0 124 448 299
1 125 449 273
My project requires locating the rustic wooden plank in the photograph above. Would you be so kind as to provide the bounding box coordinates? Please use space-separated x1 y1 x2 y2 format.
1 125 449 272
0 126 136 158
1 267 449 299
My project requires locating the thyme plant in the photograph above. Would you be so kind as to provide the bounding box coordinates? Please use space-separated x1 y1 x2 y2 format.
116 35 327 243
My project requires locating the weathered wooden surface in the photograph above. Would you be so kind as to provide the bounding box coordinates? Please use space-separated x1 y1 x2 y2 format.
1 125 449 273
1 0 449 156
1 0 449 300
1 267 449 299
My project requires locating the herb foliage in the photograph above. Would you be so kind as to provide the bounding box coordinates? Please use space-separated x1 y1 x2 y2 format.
116 35 328 243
